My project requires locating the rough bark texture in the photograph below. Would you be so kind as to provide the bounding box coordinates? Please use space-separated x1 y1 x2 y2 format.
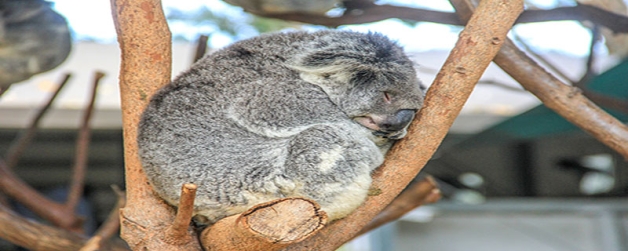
284 0 524 250
201 198 327 251
452 0 628 159
109 0 199 249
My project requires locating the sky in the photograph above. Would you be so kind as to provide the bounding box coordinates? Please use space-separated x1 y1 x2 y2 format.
48 0 596 56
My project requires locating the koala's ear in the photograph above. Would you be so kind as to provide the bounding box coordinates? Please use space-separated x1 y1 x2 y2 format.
286 50 355 86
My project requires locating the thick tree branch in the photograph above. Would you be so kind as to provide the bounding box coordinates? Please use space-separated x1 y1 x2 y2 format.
452 0 628 159
285 1 523 250
109 0 202 249
4 73 71 169
201 197 327 251
251 2 628 33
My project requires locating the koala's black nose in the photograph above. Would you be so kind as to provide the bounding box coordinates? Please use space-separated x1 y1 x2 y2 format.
380 109 416 132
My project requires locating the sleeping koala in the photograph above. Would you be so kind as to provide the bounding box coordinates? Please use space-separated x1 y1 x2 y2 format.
137 30 425 224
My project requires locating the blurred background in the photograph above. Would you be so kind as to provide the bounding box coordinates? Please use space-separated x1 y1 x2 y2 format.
1 0 627 250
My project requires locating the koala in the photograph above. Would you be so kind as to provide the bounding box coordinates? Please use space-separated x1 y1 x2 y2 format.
137 30 425 224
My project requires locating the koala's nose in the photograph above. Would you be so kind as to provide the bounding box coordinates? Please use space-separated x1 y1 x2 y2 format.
380 109 416 132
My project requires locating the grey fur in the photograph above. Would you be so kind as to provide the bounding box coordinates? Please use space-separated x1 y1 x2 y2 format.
137 30 424 224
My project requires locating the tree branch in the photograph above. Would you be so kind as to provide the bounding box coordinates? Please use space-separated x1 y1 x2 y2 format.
284 1 523 249
109 0 200 249
66 71 105 219
192 35 209 64
201 197 327 251
4 73 71 169
355 176 441 237
0 157 83 232
452 0 628 159
80 186 126 251
164 184 198 245
0 203 129 251
516 4 628 33
249 2 628 33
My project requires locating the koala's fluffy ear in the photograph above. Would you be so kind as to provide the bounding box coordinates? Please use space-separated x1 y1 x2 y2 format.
287 50 355 85
286 50 376 99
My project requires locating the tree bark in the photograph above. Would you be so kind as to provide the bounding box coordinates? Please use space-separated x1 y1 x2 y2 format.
201 198 327 251
109 0 199 249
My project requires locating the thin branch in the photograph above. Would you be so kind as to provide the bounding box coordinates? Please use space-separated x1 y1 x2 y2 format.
165 183 197 244
576 25 600 87
0 86 9 97
512 32 574 84
4 73 72 169
79 185 126 251
478 80 527 92
0 202 130 251
249 2 628 33
258 3 461 27
192 35 209 64
0 160 82 232
581 90 628 115
285 1 523 249
516 4 628 33
355 176 441 237
66 71 105 216
452 0 628 159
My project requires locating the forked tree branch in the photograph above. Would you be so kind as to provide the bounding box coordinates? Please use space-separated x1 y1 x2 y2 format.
0 153 83 232
451 0 628 159
0 72 107 234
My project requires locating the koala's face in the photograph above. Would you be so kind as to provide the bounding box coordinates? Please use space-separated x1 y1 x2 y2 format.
341 67 424 140
289 31 424 140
